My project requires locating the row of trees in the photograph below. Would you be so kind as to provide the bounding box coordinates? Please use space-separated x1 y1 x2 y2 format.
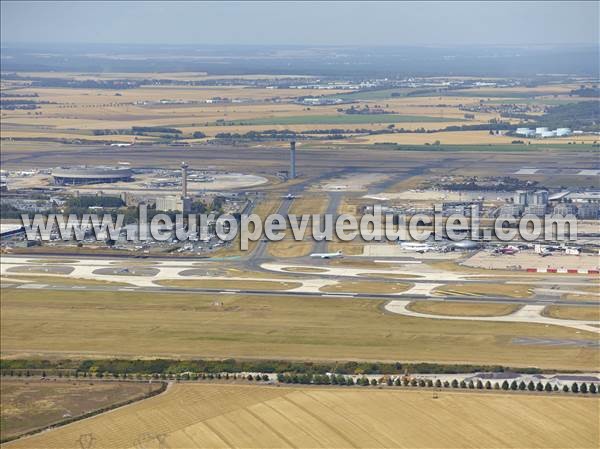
276 373 598 394
2 369 272 382
1 358 545 377
4 369 596 394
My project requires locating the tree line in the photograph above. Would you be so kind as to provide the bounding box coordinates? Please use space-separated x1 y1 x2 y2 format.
0 358 550 377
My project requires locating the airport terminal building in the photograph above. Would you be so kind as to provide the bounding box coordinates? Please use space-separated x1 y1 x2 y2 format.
52 167 133 185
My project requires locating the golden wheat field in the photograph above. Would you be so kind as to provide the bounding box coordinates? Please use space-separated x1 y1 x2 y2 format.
4 75 597 146
6 383 598 449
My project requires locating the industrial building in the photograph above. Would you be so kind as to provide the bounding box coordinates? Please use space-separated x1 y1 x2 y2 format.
513 190 548 207
498 204 524 217
530 190 549 206
52 167 133 185
156 161 192 212
514 127 572 139
515 127 535 138
523 205 547 217
0 223 25 239
513 190 528 206
156 196 191 212
553 204 577 217
577 203 600 219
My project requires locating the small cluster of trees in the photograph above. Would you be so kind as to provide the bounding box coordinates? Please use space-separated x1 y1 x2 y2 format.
277 373 356 385
131 126 182 135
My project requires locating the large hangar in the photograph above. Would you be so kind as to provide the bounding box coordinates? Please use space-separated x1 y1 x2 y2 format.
52 167 133 185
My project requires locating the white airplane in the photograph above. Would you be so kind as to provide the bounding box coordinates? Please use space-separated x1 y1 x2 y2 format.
110 143 132 147
495 245 520 255
310 250 343 259
534 244 552 256
282 193 297 200
399 242 435 253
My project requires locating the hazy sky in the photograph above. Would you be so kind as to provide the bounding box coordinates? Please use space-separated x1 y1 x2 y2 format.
1 1 598 46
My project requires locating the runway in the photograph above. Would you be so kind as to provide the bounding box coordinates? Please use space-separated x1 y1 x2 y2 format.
2 277 598 307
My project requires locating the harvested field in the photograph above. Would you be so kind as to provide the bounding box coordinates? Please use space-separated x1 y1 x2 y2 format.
544 305 600 321
0 379 162 442
216 113 461 126
350 130 524 145
1 290 598 370
408 301 521 317
5 384 598 449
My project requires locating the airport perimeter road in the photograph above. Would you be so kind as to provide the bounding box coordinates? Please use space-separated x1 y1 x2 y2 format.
2 282 598 308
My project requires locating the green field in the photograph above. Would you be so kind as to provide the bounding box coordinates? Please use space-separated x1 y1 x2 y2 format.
215 114 461 126
1 289 597 370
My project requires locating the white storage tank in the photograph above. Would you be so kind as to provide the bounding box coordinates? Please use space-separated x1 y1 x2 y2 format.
555 128 572 137
516 127 533 136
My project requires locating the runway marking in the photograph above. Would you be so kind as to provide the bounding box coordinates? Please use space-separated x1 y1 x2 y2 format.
321 293 356 298
17 284 48 289
515 168 538 175
578 169 600 176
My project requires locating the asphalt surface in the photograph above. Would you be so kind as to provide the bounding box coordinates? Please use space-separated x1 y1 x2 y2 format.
2 281 598 307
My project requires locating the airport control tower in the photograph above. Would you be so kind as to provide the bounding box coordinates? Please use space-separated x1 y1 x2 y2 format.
290 141 296 179
181 161 189 198
181 161 191 212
